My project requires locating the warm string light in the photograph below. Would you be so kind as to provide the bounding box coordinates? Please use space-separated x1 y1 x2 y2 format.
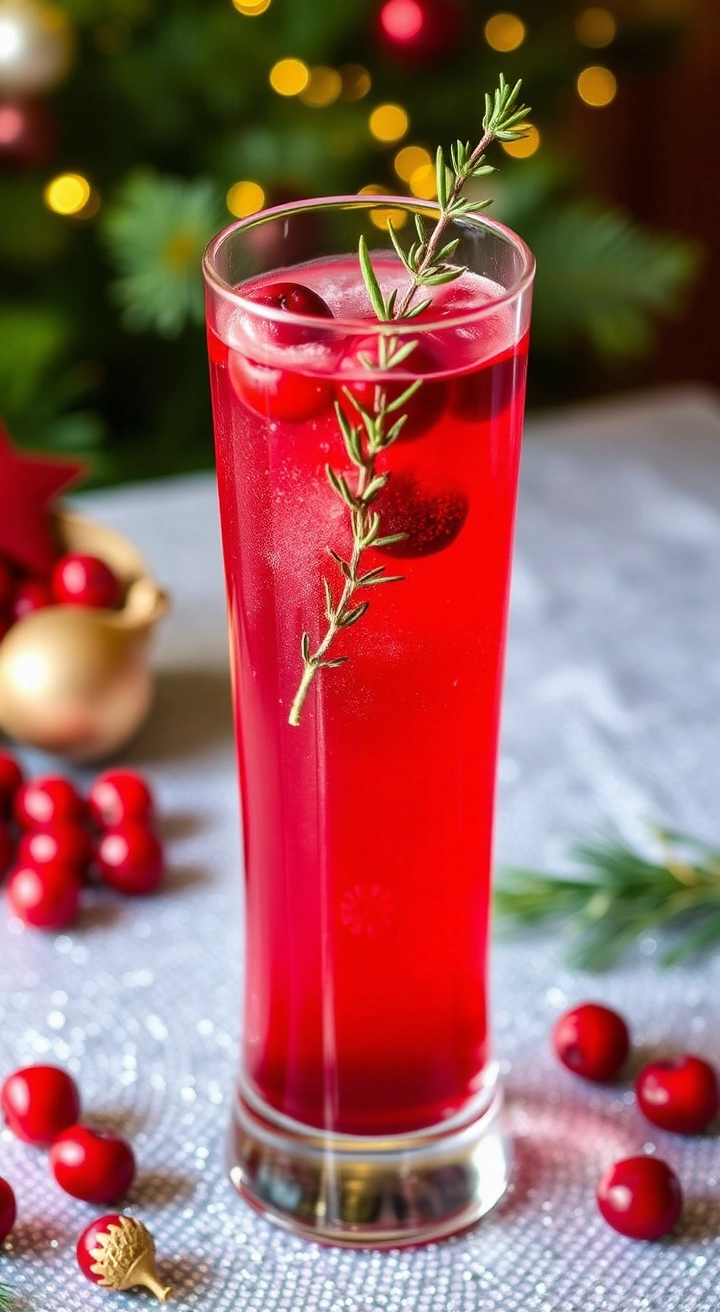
379 0 424 42
43 172 99 218
232 0 272 14
502 124 540 158
577 65 617 106
269 57 309 96
393 144 431 182
300 66 342 107
369 103 409 143
484 12 526 52
357 184 409 233
575 7 616 48
226 180 265 217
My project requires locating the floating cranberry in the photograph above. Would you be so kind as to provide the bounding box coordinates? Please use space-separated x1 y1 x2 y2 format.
52 553 121 610
0 750 23 817
374 473 468 558
5 861 82 930
1 1064 81 1145
635 1055 720 1135
14 775 85 829
18 824 94 878
338 338 447 441
240 280 334 348
0 819 13 876
0 1176 16 1242
597 1155 682 1240
228 351 332 423
12 577 53 621
50 1125 136 1203
552 1002 630 1082
88 769 155 829
97 824 164 896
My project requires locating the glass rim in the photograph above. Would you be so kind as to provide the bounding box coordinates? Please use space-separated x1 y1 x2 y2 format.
202 194 535 335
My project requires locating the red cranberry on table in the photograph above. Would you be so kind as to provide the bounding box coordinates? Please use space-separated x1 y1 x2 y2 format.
338 338 447 441
552 1002 630 1082
0 750 24 816
14 775 85 829
0 1176 16 1242
89 769 155 829
635 1055 720 1135
5 861 82 930
52 553 122 610
1 1064 81 1145
97 824 164 896
77 1213 172 1301
597 1155 683 1240
17 823 94 878
50 1125 136 1203
11 577 53 622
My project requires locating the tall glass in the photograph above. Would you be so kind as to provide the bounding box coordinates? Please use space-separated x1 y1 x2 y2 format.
203 198 534 1246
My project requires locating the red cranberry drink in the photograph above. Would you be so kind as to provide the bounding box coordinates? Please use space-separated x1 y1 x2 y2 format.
204 192 534 1246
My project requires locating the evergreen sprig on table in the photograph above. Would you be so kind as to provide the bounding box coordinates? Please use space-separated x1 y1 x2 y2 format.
0 1282 14 1311
495 827 720 971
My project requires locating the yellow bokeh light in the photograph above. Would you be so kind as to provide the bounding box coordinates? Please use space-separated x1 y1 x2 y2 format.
484 12 526 52
394 144 431 182
339 63 371 101
370 207 408 231
227 180 266 218
369 103 409 143
232 0 272 12
575 7 616 47
409 163 436 200
43 172 92 216
269 57 310 97
576 65 617 107
502 124 541 158
300 66 342 107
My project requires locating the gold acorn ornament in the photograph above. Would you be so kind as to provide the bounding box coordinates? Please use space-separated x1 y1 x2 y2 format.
76 1214 172 1302
0 511 169 761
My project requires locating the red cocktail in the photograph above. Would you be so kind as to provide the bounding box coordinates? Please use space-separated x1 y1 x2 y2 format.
204 198 534 1245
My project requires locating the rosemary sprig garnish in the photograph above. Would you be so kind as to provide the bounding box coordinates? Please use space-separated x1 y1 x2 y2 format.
289 74 531 724
495 826 720 971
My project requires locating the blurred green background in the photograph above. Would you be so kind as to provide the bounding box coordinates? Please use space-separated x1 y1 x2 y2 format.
0 0 714 485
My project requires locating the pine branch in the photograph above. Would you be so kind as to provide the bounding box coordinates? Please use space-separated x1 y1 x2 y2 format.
495 827 720 970
0 1282 14 1312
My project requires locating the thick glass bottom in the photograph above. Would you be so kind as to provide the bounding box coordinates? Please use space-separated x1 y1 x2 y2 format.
227 1073 511 1247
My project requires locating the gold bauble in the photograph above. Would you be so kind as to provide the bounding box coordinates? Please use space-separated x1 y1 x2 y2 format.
0 0 74 96
89 1215 172 1302
0 511 168 761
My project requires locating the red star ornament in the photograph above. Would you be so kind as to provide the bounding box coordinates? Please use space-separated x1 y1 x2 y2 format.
0 423 86 576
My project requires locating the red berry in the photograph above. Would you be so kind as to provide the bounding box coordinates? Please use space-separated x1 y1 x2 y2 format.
228 350 332 423
552 1002 630 1082
1 1064 81 1145
635 1055 720 1135
0 750 23 817
18 824 94 877
597 1155 682 1240
14 775 85 829
88 769 155 829
0 818 13 875
50 1125 136 1203
12 577 53 621
374 473 468 557
0 557 14 609
97 824 164 895
52 553 121 610
0 1176 16 1242
6 861 82 929
240 280 334 347
338 338 448 441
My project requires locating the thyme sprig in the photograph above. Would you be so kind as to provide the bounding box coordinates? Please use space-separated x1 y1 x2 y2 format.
495 827 720 971
289 74 530 724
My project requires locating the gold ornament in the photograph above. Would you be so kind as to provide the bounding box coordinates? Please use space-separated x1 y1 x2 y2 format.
0 0 74 96
89 1216 172 1302
0 511 169 761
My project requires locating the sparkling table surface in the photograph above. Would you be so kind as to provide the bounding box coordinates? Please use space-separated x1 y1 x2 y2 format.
2 387 720 1311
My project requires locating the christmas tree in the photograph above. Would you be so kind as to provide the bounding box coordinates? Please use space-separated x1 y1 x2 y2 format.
0 0 697 484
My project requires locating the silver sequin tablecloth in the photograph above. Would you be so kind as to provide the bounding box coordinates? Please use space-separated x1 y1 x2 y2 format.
1 387 720 1310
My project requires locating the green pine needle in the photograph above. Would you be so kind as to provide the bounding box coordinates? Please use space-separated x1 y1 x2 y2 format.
0 1283 13 1312
495 827 720 971
102 172 222 338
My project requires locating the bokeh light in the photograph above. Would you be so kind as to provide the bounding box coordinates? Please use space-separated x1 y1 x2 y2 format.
409 163 436 200
369 104 409 143
300 66 342 107
502 124 541 158
339 64 371 101
577 65 617 107
394 144 432 183
269 57 309 96
43 172 92 216
575 7 616 47
232 0 272 13
484 13 526 52
227 180 266 217
379 0 424 42
357 184 409 232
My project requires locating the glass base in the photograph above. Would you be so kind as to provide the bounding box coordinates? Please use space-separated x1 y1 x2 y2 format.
227 1076 511 1247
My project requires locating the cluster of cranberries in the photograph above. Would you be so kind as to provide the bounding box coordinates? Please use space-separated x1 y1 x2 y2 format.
0 550 123 644
0 751 164 930
0 1062 136 1245
553 1001 720 1240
